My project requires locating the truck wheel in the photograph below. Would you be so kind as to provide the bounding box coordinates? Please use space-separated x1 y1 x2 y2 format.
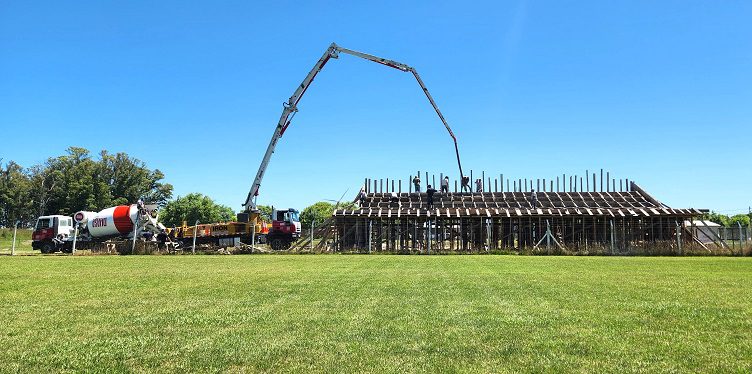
40 242 55 254
270 238 284 251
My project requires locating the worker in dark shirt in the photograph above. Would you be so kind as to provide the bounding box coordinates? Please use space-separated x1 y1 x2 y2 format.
413 175 421 193
530 189 538 209
426 185 437 208
461 175 470 193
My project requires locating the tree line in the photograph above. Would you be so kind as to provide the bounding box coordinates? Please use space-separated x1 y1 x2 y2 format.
0 147 172 227
700 211 751 227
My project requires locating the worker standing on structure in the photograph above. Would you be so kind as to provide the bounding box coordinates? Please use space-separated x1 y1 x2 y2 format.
530 189 538 209
461 176 470 193
413 175 421 193
357 187 367 207
475 179 483 193
426 185 437 208
441 176 449 194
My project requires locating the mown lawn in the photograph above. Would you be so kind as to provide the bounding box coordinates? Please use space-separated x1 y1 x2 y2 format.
0 255 750 372
0 228 32 254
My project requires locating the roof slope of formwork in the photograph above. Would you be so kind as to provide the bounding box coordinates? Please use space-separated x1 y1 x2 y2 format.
334 183 703 219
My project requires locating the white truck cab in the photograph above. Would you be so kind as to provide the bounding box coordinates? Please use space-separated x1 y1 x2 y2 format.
31 215 75 253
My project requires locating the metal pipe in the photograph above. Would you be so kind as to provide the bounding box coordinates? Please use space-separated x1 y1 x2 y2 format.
11 221 18 256
192 220 199 255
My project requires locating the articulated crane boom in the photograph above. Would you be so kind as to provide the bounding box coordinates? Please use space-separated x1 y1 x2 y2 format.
244 42 465 210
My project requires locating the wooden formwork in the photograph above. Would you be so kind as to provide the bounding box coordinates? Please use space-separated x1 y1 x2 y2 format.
326 171 706 254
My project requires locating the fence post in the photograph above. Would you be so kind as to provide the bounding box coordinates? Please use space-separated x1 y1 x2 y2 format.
737 222 744 255
131 214 139 255
192 220 199 255
676 222 682 255
610 220 615 255
71 225 79 255
11 221 19 256
310 219 315 251
368 220 372 254
251 219 256 252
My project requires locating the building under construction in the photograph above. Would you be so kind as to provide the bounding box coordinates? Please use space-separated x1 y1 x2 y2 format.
310 171 715 254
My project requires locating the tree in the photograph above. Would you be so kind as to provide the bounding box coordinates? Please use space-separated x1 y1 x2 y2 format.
0 160 34 227
701 211 730 227
728 214 750 227
256 205 273 223
300 202 334 230
160 193 235 227
1 147 173 224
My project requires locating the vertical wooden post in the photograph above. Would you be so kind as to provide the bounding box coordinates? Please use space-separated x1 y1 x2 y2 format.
398 180 402 194
592 173 596 193
600 169 603 192
585 170 589 191
606 172 610 192
495 178 498 192
482 171 485 191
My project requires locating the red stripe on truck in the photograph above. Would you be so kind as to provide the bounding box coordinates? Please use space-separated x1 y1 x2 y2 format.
113 206 134 234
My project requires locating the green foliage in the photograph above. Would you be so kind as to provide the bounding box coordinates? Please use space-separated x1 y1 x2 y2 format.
300 201 334 230
0 147 173 227
256 205 273 223
701 211 751 227
728 214 750 227
0 160 34 227
160 193 235 227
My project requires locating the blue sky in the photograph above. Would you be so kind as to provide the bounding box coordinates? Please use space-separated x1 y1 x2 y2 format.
1 1 750 214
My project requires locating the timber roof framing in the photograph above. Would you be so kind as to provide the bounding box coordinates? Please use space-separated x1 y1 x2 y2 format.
335 184 703 218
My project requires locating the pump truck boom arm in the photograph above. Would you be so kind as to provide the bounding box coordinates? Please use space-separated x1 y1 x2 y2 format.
244 42 464 210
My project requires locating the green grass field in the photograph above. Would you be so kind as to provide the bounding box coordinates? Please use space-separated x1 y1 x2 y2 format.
0 228 32 254
1 256 750 372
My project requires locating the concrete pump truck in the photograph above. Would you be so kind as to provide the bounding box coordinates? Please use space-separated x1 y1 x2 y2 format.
174 42 467 250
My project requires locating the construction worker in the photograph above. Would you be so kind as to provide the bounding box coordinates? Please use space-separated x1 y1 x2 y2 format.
530 189 538 209
357 187 367 207
426 184 437 208
461 175 470 193
413 175 421 193
441 176 449 194
475 178 483 193
390 191 401 207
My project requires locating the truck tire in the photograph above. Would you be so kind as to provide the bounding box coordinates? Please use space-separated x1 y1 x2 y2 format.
269 237 292 251
40 242 55 254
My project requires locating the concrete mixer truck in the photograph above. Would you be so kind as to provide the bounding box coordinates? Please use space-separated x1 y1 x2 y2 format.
31 203 165 253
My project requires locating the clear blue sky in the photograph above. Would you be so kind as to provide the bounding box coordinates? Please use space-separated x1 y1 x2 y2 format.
1 1 750 214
